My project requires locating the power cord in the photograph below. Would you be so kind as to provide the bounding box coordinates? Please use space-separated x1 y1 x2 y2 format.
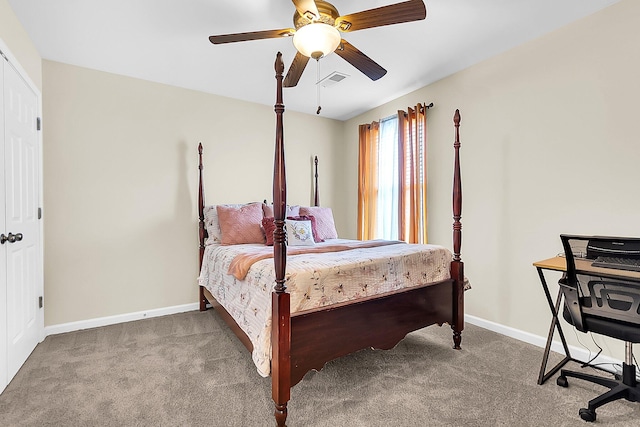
581 333 603 368
572 327 604 370
573 329 640 381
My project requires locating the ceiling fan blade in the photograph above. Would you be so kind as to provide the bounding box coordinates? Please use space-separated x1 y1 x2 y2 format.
334 40 387 81
209 28 295 44
292 0 320 21
283 52 310 87
335 0 426 33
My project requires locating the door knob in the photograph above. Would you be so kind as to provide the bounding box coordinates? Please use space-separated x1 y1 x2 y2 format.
1 232 23 244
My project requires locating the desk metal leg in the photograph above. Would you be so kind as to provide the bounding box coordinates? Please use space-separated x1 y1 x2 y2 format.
537 267 577 385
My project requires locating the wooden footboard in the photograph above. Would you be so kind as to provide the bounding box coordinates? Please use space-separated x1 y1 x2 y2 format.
270 53 464 427
289 278 455 386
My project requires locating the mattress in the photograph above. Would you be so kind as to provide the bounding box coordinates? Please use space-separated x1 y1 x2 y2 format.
198 239 453 376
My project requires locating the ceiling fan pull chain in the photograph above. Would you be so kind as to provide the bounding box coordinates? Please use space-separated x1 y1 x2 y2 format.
316 58 321 115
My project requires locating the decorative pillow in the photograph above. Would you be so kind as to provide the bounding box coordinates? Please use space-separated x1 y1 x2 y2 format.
203 204 244 245
262 215 323 246
286 219 315 246
262 217 277 246
287 215 323 243
299 206 338 240
217 202 265 245
262 203 300 218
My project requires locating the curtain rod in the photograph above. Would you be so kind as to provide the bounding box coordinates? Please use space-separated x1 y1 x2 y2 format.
379 102 434 122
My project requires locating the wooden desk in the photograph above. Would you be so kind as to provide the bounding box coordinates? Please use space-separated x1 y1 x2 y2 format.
536 256 640 279
533 256 566 272
533 256 577 385
533 256 640 385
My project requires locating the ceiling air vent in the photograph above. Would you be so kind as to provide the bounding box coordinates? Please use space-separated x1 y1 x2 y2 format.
317 71 349 88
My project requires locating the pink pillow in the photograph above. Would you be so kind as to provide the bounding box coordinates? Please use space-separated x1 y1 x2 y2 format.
203 203 244 245
262 203 300 218
217 202 265 245
299 207 338 240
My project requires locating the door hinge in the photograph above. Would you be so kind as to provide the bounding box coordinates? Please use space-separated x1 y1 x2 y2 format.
38 207 42 219
39 296 43 309
37 117 41 131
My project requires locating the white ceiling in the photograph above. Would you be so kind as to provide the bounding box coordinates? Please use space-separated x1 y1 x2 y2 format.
8 0 621 121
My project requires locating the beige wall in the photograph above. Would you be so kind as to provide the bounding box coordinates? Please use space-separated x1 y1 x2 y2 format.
345 0 640 360
5 0 639 364
0 0 41 89
42 61 344 326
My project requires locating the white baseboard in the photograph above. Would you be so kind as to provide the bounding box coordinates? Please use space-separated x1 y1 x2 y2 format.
464 314 624 375
44 303 200 337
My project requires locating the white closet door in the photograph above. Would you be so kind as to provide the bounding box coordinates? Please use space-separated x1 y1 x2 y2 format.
3 57 41 384
0 53 7 394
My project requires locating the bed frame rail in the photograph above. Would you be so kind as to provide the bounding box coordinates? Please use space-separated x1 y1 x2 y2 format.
198 143 208 312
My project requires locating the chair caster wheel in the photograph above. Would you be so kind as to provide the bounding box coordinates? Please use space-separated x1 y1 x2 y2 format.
579 408 596 422
557 376 568 388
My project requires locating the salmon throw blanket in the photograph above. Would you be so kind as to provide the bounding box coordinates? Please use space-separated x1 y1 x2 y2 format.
228 240 405 280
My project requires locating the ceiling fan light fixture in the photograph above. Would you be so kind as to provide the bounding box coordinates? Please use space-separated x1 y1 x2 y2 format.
293 23 341 59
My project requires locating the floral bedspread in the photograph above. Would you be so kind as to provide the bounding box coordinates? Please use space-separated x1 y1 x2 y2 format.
198 239 453 377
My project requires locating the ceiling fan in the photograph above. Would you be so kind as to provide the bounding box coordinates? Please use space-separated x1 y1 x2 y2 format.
209 0 427 88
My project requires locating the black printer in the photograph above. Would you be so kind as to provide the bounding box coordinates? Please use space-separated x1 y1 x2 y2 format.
585 236 640 272
586 237 640 260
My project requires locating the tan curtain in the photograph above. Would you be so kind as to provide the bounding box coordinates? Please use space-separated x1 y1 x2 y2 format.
357 122 379 240
397 104 428 243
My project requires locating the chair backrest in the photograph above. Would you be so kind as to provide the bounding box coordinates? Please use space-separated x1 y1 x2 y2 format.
560 234 640 333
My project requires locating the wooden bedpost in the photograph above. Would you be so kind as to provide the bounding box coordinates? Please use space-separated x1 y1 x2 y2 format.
450 109 464 349
198 142 208 312
314 156 319 206
271 52 291 427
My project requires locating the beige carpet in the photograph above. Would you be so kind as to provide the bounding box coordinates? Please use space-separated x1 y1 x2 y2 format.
0 310 638 426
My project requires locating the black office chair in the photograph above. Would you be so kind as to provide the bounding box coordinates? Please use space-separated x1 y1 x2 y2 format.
556 234 640 422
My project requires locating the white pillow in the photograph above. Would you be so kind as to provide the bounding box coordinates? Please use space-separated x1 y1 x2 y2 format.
286 219 315 246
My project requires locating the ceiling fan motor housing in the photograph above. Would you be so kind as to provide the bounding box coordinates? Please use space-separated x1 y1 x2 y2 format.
293 0 339 29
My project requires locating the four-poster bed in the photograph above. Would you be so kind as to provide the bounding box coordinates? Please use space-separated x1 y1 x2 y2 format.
197 52 465 427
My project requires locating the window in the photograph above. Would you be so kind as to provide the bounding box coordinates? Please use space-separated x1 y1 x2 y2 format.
358 104 428 243
376 116 399 240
